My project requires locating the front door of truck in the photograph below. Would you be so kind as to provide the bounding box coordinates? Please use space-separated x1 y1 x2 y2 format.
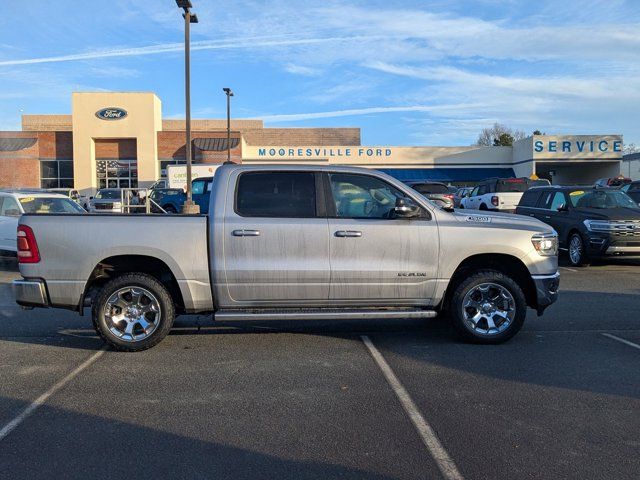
224 171 330 303
324 173 438 305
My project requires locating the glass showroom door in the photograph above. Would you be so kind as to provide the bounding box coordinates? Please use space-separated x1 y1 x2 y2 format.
97 160 138 189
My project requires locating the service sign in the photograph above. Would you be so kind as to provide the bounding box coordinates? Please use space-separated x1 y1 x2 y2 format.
532 135 623 159
95 107 128 121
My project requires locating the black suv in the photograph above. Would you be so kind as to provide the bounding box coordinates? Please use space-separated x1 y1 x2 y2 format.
516 186 640 266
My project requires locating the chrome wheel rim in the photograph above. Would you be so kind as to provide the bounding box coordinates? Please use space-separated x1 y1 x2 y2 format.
462 283 515 336
103 286 161 342
569 235 582 264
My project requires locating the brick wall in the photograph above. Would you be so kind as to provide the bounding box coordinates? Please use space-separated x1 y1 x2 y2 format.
95 138 137 159
0 132 40 188
158 131 242 164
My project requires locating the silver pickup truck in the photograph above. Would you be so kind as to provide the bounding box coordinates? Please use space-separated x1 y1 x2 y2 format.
13 164 559 351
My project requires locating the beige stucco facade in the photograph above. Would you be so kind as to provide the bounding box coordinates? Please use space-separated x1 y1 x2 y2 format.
71 92 162 192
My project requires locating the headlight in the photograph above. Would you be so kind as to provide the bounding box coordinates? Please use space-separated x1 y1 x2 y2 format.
583 219 613 232
531 233 558 256
113 202 122 207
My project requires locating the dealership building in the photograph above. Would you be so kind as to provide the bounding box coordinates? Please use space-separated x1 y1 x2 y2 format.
0 92 628 194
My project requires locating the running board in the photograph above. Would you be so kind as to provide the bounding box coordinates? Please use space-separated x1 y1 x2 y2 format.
214 309 438 321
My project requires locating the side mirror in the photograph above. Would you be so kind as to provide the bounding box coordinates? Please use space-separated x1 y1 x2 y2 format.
89 196 94 200
557 204 568 212
394 197 421 218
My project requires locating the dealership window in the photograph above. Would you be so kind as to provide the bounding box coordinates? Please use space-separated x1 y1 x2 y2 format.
97 160 138 189
40 160 74 189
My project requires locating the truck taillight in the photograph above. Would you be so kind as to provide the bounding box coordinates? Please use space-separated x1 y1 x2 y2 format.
17 225 40 263
491 196 499 206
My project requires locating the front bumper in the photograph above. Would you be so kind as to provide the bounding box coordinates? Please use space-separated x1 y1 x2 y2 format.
531 272 560 315
13 279 49 308
585 233 640 258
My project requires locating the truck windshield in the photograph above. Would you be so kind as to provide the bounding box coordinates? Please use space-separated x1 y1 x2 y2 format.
95 190 121 199
19 197 85 214
569 190 640 209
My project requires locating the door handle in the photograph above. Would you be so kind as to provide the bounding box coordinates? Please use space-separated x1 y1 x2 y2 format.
335 230 362 238
232 229 260 237
544 215 551 219
529 213 535 217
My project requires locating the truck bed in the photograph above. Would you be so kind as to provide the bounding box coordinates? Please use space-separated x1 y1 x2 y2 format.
18 214 213 311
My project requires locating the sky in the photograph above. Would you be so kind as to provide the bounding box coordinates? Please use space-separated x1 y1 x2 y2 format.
0 0 639 146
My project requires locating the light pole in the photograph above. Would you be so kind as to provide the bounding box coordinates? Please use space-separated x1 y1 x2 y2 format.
176 0 199 214
223 88 234 163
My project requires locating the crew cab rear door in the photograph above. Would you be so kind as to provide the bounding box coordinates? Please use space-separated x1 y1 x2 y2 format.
223 170 330 303
324 172 438 305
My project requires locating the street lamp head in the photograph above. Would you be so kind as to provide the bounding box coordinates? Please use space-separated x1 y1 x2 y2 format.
175 0 193 9
223 88 234 96
181 11 199 22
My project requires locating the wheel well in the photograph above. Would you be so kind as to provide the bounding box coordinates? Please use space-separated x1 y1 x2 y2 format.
83 255 185 313
443 254 537 310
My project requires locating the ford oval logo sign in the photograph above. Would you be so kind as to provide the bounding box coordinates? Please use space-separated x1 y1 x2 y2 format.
95 107 128 121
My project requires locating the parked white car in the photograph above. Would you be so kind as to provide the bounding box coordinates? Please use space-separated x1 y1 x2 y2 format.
0 190 85 253
460 177 550 212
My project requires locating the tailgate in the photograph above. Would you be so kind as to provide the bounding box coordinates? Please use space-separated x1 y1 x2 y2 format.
497 192 525 210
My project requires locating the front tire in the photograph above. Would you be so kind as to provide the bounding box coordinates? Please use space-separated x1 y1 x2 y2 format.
92 273 175 352
449 270 526 344
568 232 589 267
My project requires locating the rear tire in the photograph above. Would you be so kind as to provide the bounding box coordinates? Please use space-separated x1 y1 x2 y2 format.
449 270 526 344
479 204 488 210
92 273 175 352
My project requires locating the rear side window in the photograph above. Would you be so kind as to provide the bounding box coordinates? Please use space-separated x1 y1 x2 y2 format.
537 191 554 209
236 172 316 217
519 190 541 207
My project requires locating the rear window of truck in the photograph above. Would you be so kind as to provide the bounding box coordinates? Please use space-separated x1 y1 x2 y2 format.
236 172 316 217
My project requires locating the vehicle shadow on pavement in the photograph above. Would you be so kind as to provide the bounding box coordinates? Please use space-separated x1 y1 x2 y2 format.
0 396 397 480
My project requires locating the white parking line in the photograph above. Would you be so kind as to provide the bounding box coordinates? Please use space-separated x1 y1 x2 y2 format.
361 335 464 480
0 348 106 441
559 266 579 273
601 333 640 351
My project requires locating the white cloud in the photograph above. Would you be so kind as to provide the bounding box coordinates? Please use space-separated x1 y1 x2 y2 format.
284 64 320 76
251 103 485 122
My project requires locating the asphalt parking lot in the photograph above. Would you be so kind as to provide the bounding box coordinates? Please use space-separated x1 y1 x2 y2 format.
0 256 638 479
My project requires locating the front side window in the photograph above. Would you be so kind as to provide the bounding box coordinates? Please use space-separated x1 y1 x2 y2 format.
329 173 410 219
550 192 566 210
236 172 316 217
192 180 206 195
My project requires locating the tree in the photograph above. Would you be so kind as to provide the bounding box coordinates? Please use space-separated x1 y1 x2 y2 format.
475 123 527 146
493 132 515 146
533 130 543 135
624 143 640 155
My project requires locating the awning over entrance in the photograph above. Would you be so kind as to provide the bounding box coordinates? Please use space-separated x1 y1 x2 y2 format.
379 168 516 183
